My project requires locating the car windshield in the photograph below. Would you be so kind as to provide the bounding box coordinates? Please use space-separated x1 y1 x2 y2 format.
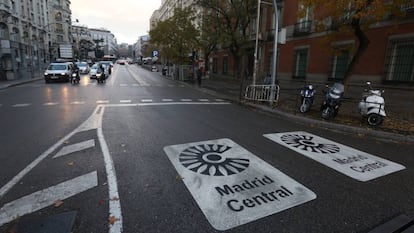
91 64 98 69
77 63 87 67
48 64 66 70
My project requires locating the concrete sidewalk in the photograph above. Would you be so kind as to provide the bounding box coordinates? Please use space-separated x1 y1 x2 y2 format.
179 75 414 143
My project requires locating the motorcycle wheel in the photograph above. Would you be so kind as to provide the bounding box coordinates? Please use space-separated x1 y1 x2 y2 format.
300 104 308 113
367 113 383 126
321 108 331 119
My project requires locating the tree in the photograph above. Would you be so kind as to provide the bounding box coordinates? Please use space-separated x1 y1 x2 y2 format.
300 0 410 86
195 0 257 80
149 7 199 64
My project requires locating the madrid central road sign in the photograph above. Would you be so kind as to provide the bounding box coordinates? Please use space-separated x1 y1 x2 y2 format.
164 138 316 231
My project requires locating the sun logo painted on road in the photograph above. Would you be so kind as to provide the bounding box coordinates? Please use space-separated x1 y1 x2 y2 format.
280 134 340 154
178 144 250 176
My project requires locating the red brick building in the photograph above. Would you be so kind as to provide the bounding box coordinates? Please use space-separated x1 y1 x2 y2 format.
209 1 414 85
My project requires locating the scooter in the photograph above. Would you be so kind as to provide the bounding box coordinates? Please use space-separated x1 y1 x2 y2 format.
71 71 80 84
320 83 344 119
358 81 386 126
299 84 315 113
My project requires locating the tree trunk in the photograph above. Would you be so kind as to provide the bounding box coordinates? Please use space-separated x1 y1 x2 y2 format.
342 19 370 89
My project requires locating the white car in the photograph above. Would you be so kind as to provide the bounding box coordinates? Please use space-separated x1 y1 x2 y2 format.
76 62 90 74
89 64 109 79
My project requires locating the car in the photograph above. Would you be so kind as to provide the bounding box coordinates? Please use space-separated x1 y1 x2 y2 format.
117 60 126 65
44 62 73 83
89 63 109 79
76 62 90 74
98 61 113 74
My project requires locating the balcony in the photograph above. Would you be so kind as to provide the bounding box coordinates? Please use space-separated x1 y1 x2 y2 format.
293 20 312 37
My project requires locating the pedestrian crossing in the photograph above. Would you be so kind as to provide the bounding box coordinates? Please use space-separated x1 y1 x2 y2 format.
21 82 187 88
0 98 228 108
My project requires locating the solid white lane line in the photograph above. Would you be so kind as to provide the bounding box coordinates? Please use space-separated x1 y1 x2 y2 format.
53 139 95 159
0 171 98 227
12 103 31 107
43 102 59 106
97 106 123 233
120 100 132 103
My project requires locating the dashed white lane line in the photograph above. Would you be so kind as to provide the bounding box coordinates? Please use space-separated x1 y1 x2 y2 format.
53 139 95 159
141 99 153 102
97 100 109 104
0 171 98 227
120 100 132 103
43 102 59 106
12 103 31 107
71 101 85 105
198 99 209 102
162 99 173 102
181 99 192 102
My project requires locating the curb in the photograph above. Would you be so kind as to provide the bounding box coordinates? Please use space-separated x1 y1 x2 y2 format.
0 78 43 90
163 75 414 144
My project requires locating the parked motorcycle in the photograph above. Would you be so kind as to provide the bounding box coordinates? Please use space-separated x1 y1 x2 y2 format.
320 83 344 119
358 81 386 126
299 84 315 113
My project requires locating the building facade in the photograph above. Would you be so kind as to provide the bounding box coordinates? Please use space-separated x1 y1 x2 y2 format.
209 1 414 85
0 0 74 80
89 28 117 57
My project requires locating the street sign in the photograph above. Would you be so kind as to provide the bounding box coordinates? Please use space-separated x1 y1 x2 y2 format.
164 138 316 231
264 131 406 181
152 50 158 57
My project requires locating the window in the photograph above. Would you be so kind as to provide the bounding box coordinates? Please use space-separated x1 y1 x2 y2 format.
386 39 414 82
330 49 350 80
212 57 217 73
293 48 308 79
222 56 228 75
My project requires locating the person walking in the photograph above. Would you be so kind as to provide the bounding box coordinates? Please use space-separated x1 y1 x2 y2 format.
196 67 203 86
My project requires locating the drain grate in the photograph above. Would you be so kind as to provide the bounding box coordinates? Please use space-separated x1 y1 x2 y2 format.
368 214 414 233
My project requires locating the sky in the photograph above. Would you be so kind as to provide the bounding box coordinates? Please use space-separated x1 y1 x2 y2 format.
70 0 162 45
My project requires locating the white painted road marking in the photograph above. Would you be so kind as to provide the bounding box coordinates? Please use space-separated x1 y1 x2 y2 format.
162 99 173 102
97 100 109 104
264 131 406 181
71 101 85 105
120 100 132 103
12 103 31 107
180 99 192 102
141 99 153 102
0 171 98 227
53 139 95 159
164 138 316 231
43 102 59 106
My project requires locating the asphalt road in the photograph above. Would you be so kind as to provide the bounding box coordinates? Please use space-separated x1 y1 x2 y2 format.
0 64 413 233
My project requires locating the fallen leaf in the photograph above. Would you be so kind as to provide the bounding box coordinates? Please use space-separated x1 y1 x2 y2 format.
67 162 75 166
176 175 184 181
110 196 119 201
54 200 64 208
108 216 119 225
63 140 70 144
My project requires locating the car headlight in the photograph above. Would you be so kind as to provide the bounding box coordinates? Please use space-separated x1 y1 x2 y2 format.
61 72 66 75
44 72 48 75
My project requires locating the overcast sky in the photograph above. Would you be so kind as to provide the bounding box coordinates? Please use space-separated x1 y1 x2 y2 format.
70 0 161 44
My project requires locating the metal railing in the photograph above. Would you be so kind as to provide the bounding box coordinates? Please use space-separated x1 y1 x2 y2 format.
244 84 280 105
